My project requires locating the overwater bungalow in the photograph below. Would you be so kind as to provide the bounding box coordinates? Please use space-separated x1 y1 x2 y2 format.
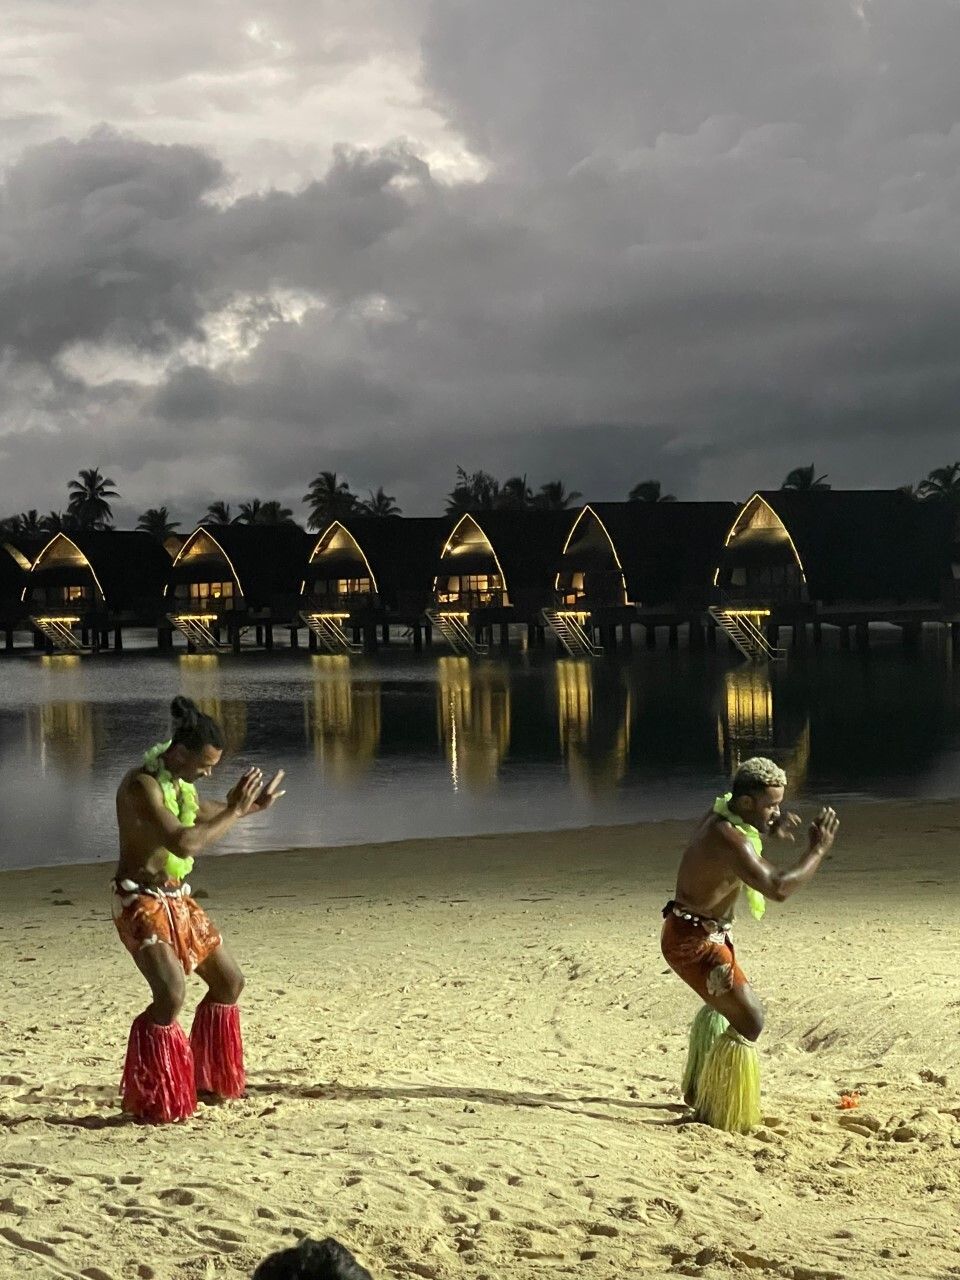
301 516 447 652
24 531 171 652
166 524 314 651
429 509 580 654
714 490 956 654
552 501 738 653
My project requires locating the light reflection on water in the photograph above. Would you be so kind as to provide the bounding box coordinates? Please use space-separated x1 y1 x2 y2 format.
3 637 960 871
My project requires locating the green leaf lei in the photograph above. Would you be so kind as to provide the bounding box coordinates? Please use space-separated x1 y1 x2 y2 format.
713 792 766 921
143 739 199 882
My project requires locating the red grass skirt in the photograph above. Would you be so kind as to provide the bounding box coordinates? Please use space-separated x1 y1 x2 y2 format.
121 1013 197 1123
190 999 245 1099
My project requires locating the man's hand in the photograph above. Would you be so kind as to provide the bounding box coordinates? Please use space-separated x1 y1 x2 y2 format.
226 767 264 817
771 811 802 841
809 806 839 855
252 769 286 811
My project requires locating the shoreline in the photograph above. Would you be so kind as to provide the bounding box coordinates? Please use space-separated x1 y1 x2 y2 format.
0 790 946 881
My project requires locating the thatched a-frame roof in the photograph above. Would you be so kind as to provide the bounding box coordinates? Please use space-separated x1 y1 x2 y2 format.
171 524 314 608
0 540 32 603
436 510 581 600
29 531 171 610
729 491 950 603
306 517 448 610
583 501 738 607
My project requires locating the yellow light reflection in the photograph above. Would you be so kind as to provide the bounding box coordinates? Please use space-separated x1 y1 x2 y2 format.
555 659 634 794
718 667 810 788
305 654 381 780
26 686 101 777
178 654 247 753
436 656 510 791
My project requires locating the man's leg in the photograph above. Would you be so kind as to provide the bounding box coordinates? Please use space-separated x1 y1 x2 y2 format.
191 944 246 1099
134 938 187 1024
122 941 196 1122
701 980 764 1042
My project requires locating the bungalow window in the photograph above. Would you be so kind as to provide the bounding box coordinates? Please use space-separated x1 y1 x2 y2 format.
189 581 234 599
335 577 372 595
730 567 747 587
437 574 502 604
180 581 236 607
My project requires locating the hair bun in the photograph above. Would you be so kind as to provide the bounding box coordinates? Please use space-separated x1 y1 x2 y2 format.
170 695 200 728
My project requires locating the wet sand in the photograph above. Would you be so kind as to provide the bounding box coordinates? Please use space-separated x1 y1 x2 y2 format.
0 801 958 1278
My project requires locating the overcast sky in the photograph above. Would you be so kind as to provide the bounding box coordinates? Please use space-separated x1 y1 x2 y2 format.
2 0 960 524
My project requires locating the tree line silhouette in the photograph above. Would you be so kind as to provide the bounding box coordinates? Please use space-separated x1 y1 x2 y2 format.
2 461 960 543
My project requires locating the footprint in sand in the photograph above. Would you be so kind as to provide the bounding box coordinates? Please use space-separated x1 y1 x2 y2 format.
156 1188 196 1206
647 1197 683 1225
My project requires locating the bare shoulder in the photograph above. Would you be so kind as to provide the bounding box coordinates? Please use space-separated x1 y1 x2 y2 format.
711 817 757 864
117 768 159 808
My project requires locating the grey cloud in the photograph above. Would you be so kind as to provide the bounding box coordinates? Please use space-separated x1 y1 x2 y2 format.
4 3 960 521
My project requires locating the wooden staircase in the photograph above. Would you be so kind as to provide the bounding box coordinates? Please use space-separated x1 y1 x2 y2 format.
426 610 489 656
709 607 786 662
167 613 224 653
30 616 86 653
541 609 603 657
300 612 362 654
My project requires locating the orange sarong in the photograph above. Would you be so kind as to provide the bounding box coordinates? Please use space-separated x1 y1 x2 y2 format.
660 902 749 1002
112 880 221 975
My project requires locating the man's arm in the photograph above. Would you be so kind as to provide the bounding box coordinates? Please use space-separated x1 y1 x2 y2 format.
135 770 263 857
722 807 839 903
197 798 228 822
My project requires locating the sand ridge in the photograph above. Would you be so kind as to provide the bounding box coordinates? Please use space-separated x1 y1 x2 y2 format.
0 802 958 1278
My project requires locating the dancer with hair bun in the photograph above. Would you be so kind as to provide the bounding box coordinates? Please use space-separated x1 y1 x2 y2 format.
113 696 285 1122
661 757 838 1132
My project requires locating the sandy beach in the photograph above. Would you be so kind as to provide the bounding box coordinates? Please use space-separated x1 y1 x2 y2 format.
0 801 958 1279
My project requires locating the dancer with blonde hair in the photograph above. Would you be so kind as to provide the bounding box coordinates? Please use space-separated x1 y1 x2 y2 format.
661 757 838 1132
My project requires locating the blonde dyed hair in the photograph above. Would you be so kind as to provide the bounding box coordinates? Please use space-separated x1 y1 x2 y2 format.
733 756 787 791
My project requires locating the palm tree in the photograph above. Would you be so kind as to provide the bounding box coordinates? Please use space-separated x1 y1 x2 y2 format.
918 462 960 502
303 471 357 530
67 467 119 529
12 510 45 538
445 467 501 515
235 499 296 525
628 479 676 502
236 499 265 524
534 480 583 510
204 501 234 525
497 475 534 509
40 511 76 535
256 500 295 525
360 487 402 517
781 464 830 491
137 507 181 540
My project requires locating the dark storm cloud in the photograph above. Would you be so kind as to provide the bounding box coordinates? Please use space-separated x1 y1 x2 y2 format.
3 0 960 520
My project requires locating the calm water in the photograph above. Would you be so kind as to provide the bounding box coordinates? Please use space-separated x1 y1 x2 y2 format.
3 633 960 871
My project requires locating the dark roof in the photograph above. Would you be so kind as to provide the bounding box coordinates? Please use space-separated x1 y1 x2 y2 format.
440 509 581 592
751 491 948 601
0 542 29 600
31 531 171 607
309 517 449 597
179 524 315 603
585 502 738 604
